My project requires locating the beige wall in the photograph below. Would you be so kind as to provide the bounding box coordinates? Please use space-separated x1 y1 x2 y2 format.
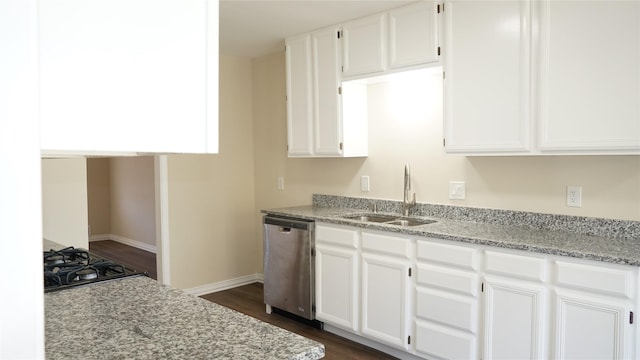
166 55 258 289
252 52 640 232
109 157 156 247
41 158 88 249
86 157 156 249
87 158 110 235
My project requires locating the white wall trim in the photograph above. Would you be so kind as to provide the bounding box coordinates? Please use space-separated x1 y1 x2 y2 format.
184 273 264 297
324 324 423 360
89 234 157 253
155 155 171 286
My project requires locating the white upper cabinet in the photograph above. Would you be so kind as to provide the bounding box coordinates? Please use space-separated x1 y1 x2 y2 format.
286 26 368 158
443 0 532 153
443 0 640 155
537 1 640 152
389 1 440 69
342 1 441 80
39 0 218 155
285 34 314 156
341 14 387 78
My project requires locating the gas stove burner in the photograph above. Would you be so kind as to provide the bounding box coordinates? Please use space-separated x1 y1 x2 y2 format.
43 245 146 292
45 255 65 266
44 246 90 268
76 268 99 281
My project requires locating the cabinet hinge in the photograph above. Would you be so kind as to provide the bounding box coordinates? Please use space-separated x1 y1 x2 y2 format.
443 138 446 147
631 311 634 324
407 335 411 345
481 282 484 292
438 46 441 56
338 86 342 95
408 268 412 277
337 30 341 39
437 4 440 13
311 247 315 257
339 142 343 150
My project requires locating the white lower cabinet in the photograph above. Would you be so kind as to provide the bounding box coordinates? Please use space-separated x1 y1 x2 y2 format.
552 260 637 359
361 231 412 350
414 239 480 360
315 224 359 332
482 250 547 359
315 223 639 360
482 277 546 359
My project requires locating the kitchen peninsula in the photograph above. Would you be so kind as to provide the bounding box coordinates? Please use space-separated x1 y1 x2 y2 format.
43 239 323 360
45 276 324 359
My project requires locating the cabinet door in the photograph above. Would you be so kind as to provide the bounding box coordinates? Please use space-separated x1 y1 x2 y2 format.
342 13 386 78
483 277 546 359
361 252 410 350
537 1 640 152
286 34 314 156
388 1 439 69
312 27 343 155
315 243 359 332
39 0 216 154
443 0 531 153
554 290 633 359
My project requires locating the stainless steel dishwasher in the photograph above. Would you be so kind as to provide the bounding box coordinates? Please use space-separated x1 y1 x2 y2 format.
263 215 315 320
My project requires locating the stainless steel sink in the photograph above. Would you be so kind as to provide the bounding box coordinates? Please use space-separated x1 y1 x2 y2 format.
386 218 436 226
342 214 436 227
343 214 397 223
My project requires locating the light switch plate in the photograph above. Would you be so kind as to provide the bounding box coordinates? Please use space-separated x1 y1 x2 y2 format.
449 181 465 200
277 176 284 190
361 176 370 192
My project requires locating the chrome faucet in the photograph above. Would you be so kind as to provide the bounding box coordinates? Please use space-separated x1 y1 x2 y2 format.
402 164 416 216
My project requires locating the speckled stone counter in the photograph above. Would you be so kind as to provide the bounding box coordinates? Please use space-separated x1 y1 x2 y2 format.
262 195 640 266
45 276 324 360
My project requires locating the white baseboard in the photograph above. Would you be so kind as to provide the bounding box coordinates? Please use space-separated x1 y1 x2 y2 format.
184 273 264 297
324 324 423 360
89 234 157 254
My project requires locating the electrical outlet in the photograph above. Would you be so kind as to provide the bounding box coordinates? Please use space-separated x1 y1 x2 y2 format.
567 186 582 207
361 176 370 192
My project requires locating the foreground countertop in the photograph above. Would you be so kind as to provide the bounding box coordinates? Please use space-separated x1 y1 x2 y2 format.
45 276 324 360
263 205 640 267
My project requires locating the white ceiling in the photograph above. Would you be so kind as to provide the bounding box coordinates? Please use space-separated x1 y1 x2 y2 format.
219 0 415 59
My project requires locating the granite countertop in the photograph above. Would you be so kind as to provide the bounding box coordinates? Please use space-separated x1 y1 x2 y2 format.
263 203 640 267
45 276 324 360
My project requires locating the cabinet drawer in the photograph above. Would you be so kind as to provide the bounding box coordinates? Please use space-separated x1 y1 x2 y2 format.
555 260 635 298
417 239 479 270
316 224 358 249
415 321 476 360
416 288 477 332
485 250 546 282
416 263 479 297
362 231 411 259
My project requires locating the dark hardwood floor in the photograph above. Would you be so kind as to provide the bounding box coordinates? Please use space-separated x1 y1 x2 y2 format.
201 283 398 360
89 240 157 279
90 240 397 359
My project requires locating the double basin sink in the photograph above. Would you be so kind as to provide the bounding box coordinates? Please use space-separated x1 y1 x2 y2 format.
343 213 436 227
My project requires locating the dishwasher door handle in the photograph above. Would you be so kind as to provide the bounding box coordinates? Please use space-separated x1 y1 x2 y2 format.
279 227 292 233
